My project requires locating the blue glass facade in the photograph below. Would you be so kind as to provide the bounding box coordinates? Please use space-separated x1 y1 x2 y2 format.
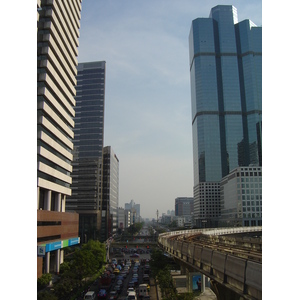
189 6 262 227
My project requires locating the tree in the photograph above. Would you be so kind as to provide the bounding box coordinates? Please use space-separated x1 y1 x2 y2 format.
37 273 52 290
37 291 58 300
70 240 106 282
54 280 74 300
149 249 170 277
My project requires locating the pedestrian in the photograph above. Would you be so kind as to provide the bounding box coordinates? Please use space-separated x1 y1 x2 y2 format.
197 278 201 291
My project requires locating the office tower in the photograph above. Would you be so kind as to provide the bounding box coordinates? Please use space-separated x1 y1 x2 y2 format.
37 0 82 277
175 197 194 216
189 5 262 227
101 146 119 241
66 61 106 242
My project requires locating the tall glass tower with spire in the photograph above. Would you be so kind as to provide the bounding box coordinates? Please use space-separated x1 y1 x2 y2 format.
189 5 262 227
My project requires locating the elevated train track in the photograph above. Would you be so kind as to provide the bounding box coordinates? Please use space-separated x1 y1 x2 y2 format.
158 227 262 300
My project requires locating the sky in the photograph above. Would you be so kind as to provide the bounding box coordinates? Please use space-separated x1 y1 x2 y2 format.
75 0 262 219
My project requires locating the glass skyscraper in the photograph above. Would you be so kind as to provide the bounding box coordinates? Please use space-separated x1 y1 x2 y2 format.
66 61 106 241
189 5 262 227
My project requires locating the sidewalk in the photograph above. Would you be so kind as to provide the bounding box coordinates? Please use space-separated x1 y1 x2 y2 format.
149 277 162 300
193 288 217 300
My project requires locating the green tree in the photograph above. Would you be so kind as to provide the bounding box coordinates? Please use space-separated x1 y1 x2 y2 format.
37 291 58 300
71 240 106 281
149 249 170 277
54 280 74 300
37 273 52 290
157 266 177 299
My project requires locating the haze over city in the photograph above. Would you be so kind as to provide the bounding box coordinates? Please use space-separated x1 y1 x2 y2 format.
76 0 262 219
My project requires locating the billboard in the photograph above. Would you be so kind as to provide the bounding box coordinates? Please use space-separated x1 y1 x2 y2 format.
192 274 202 291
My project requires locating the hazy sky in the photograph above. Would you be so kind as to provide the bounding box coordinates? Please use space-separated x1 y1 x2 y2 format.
76 0 262 219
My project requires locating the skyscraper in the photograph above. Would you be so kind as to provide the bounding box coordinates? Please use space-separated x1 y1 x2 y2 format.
66 61 106 242
189 5 262 227
37 0 82 277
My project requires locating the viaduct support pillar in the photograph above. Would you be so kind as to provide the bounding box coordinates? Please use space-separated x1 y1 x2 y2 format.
180 265 187 275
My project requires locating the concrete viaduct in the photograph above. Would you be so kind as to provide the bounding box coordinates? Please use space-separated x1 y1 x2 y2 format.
157 227 262 300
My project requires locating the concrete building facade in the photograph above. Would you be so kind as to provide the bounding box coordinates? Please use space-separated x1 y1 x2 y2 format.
37 0 82 278
220 166 262 227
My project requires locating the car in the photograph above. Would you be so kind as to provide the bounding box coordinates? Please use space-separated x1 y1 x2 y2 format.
108 291 118 300
127 287 135 295
116 279 123 287
130 253 140 258
113 268 120 274
120 271 127 277
143 275 150 282
127 291 137 300
113 284 122 294
110 273 116 281
132 273 139 279
128 281 135 288
97 289 107 299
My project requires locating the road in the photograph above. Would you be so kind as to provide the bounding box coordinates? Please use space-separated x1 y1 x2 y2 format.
89 225 157 299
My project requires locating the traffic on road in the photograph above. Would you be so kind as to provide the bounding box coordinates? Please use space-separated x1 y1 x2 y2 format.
84 226 154 300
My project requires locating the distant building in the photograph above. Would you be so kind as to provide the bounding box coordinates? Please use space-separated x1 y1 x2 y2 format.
125 199 140 221
161 214 173 225
189 5 262 227
117 207 125 230
37 0 82 278
167 210 175 216
125 209 131 227
220 167 262 227
175 197 194 216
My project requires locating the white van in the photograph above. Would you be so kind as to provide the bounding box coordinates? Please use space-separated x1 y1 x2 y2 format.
127 291 137 300
84 291 96 300
138 283 149 298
